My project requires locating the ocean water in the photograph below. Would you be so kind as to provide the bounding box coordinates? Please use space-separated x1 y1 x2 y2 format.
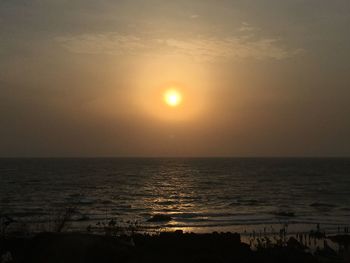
1 158 350 234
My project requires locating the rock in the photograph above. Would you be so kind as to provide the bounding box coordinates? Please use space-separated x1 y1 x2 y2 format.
328 234 350 245
273 211 295 217
287 237 306 250
147 214 172 222
174 230 183 235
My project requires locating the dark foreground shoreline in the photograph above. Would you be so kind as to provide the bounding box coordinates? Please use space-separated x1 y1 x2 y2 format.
1 231 349 263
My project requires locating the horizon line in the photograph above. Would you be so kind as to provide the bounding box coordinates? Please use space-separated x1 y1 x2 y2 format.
1 156 350 159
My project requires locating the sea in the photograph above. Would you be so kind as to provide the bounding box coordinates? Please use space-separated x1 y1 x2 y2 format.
1 158 350 235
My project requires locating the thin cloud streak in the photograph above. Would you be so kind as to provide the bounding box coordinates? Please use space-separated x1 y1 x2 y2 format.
55 31 304 62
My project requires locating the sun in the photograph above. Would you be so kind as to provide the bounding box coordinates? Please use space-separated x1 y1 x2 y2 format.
164 89 182 107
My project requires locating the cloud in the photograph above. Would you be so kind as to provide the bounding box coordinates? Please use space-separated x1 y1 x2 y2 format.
55 34 146 55
162 37 303 61
55 31 303 62
239 22 256 32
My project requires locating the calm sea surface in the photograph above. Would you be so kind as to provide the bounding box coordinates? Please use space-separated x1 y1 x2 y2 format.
1 158 350 234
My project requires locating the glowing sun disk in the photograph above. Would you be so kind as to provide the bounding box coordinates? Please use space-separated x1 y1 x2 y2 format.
164 89 182 107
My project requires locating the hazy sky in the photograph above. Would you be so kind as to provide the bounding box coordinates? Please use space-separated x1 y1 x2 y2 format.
1 0 350 157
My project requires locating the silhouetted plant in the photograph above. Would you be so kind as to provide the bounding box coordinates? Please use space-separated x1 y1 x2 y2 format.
53 207 76 233
103 219 143 236
0 215 14 238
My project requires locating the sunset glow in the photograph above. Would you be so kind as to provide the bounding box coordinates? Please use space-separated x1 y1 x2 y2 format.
164 89 182 107
1 0 349 157
1 2 350 259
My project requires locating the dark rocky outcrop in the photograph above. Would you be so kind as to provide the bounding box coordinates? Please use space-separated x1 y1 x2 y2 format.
147 214 172 222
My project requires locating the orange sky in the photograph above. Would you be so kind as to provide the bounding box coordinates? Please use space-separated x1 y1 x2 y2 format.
1 0 350 157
